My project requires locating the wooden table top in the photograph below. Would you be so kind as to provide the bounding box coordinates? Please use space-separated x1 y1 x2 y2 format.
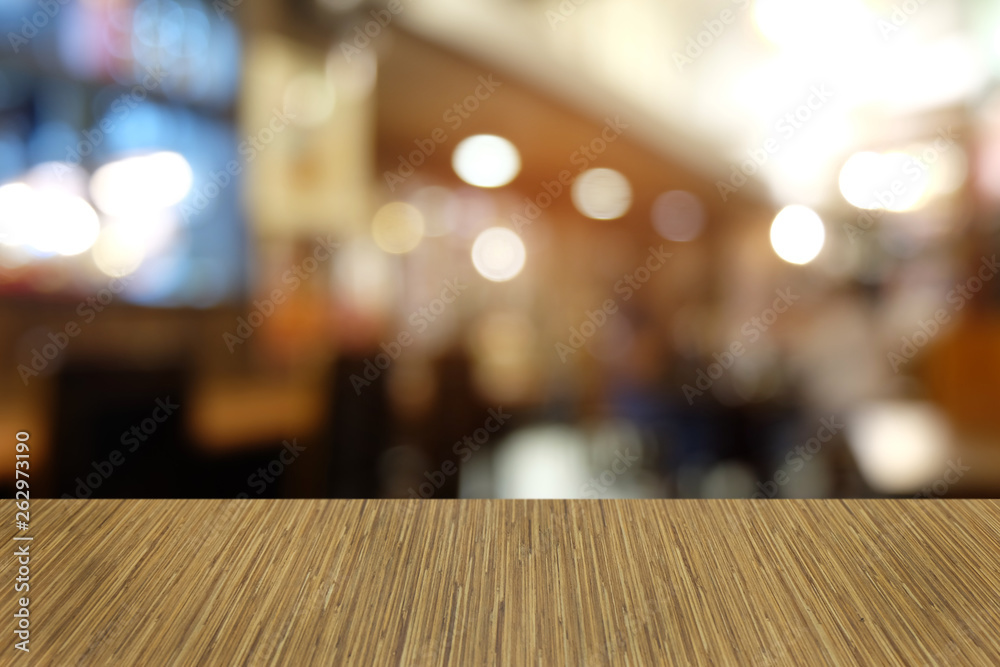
4 499 999 666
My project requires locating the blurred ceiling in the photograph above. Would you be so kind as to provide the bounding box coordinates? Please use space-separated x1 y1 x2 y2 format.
374 30 765 227
377 0 994 210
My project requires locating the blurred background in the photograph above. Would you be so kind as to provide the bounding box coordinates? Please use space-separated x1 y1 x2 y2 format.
3 0 1000 499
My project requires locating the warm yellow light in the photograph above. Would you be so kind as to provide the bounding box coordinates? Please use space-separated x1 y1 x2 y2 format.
372 202 424 254
333 238 395 313
0 183 35 248
42 194 101 256
770 205 825 265
0 183 99 256
283 71 336 127
754 0 814 47
882 151 926 211
931 147 966 197
91 221 147 277
754 0 872 50
471 227 526 282
572 168 632 220
845 402 951 494
838 152 882 210
452 135 521 188
839 151 929 212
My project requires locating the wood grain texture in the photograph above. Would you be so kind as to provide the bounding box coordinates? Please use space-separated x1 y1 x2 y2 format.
3 499 999 666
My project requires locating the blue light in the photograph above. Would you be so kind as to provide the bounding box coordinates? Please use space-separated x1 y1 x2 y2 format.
27 121 78 166
0 132 26 182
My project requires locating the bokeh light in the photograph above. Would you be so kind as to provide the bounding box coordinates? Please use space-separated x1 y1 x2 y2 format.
372 202 425 254
333 238 396 314
571 168 632 220
1 0 995 506
651 190 705 241
452 135 521 188
471 227 526 282
753 0 872 51
838 152 884 210
325 45 377 100
91 221 147 277
911 142 967 203
0 183 35 248
838 151 928 212
38 194 101 256
0 183 99 256
25 162 88 197
769 205 825 265
283 71 336 128
846 403 951 495
90 152 194 217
